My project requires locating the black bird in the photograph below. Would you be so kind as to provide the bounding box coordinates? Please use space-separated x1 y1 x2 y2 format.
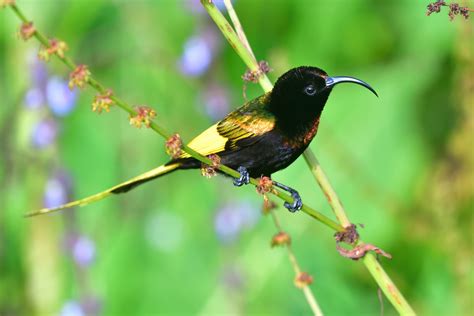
28 66 377 216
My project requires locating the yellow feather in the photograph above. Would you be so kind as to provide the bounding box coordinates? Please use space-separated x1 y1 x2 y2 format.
180 124 228 158
180 94 275 158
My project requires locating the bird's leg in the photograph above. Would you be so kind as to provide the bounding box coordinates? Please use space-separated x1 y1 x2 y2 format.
272 181 303 212
233 166 250 187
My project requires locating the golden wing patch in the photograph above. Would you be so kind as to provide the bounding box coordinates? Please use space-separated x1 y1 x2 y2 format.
217 115 275 149
179 124 228 158
179 93 275 158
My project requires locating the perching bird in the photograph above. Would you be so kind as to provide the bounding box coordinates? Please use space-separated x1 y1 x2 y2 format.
28 66 376 217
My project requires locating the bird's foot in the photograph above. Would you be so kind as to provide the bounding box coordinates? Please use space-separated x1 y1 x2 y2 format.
233 166 250 187
273 181 303 212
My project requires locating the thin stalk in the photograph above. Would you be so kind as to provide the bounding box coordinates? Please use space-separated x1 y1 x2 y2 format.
223 0 257 62
270 211 324 316
201 1 272 92
302 150 351 227
201 1 416 315
8 3 342 232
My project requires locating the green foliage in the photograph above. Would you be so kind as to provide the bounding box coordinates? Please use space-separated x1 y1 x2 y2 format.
0 0 471 315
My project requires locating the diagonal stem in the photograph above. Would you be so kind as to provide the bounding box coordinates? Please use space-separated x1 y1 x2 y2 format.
200 1 416 315
7 3 342 232
270 210 324 316
223 0 257 63
302 150 351 227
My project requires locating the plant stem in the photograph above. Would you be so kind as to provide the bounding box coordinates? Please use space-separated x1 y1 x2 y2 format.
270 211 324 316
223 0 257 63
201 1 416 315
201 0 272 92
8 3 342 232
302 150 351 227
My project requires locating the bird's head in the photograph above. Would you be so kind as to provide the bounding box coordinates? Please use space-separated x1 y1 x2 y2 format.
270 66 377 129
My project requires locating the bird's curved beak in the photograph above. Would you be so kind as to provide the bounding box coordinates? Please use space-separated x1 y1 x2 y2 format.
325 76 378 97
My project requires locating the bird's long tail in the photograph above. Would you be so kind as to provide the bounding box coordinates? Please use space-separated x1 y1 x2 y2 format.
26 162 180 217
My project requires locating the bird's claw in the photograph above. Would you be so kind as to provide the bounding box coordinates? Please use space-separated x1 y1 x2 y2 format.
283 190 302 212
272 181 303 213
233 166 250 187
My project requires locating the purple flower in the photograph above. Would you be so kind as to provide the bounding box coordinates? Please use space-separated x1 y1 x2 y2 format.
24 87 45 109
27 55 48 88
32 119 58 149
60 301 84 316
179 28 220 77
46 76 77 116
202 83 231 120
72 236 96 268
214 201 259 244
43 170 72 208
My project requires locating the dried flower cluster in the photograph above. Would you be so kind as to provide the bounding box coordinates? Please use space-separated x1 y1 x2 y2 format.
426 1 471 20
165 134 183 159
38 38 68 61
256 176 273 195
334 224 359 245
242 60 271 83
294 272 313 289
129 106 157 128
200 154 221 178
68 64 90 90
271 231 291 247
92 89 114 113
19 21 35 40
334 224 392 260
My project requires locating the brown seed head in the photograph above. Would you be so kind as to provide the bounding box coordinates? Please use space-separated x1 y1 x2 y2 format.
294 272 313 289
201 154 221 178
256 176 273 195
165 134 183 159
271 231 291 247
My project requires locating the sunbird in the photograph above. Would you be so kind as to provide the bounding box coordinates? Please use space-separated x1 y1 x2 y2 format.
28 66 377 217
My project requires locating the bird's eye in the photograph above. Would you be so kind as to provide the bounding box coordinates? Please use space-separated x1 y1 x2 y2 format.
304 85 316 96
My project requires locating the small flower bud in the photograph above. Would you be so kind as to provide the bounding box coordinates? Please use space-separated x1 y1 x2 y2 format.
201 154 221 178
242 60 272 83
39 38 68 61
92 89 114 113
256 176 273 195
19 21 35 41
271 231 291 247
294 272 313 289
129 106 157 128
165 134 183 159
68 64 90 90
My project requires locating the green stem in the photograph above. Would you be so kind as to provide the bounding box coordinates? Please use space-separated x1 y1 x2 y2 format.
201 1 416 315
201 1 272 92
302 150 351 227
364 254 415 315
7 2 342 232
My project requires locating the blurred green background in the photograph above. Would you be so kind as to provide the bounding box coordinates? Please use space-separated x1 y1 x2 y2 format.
0 0 472 315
